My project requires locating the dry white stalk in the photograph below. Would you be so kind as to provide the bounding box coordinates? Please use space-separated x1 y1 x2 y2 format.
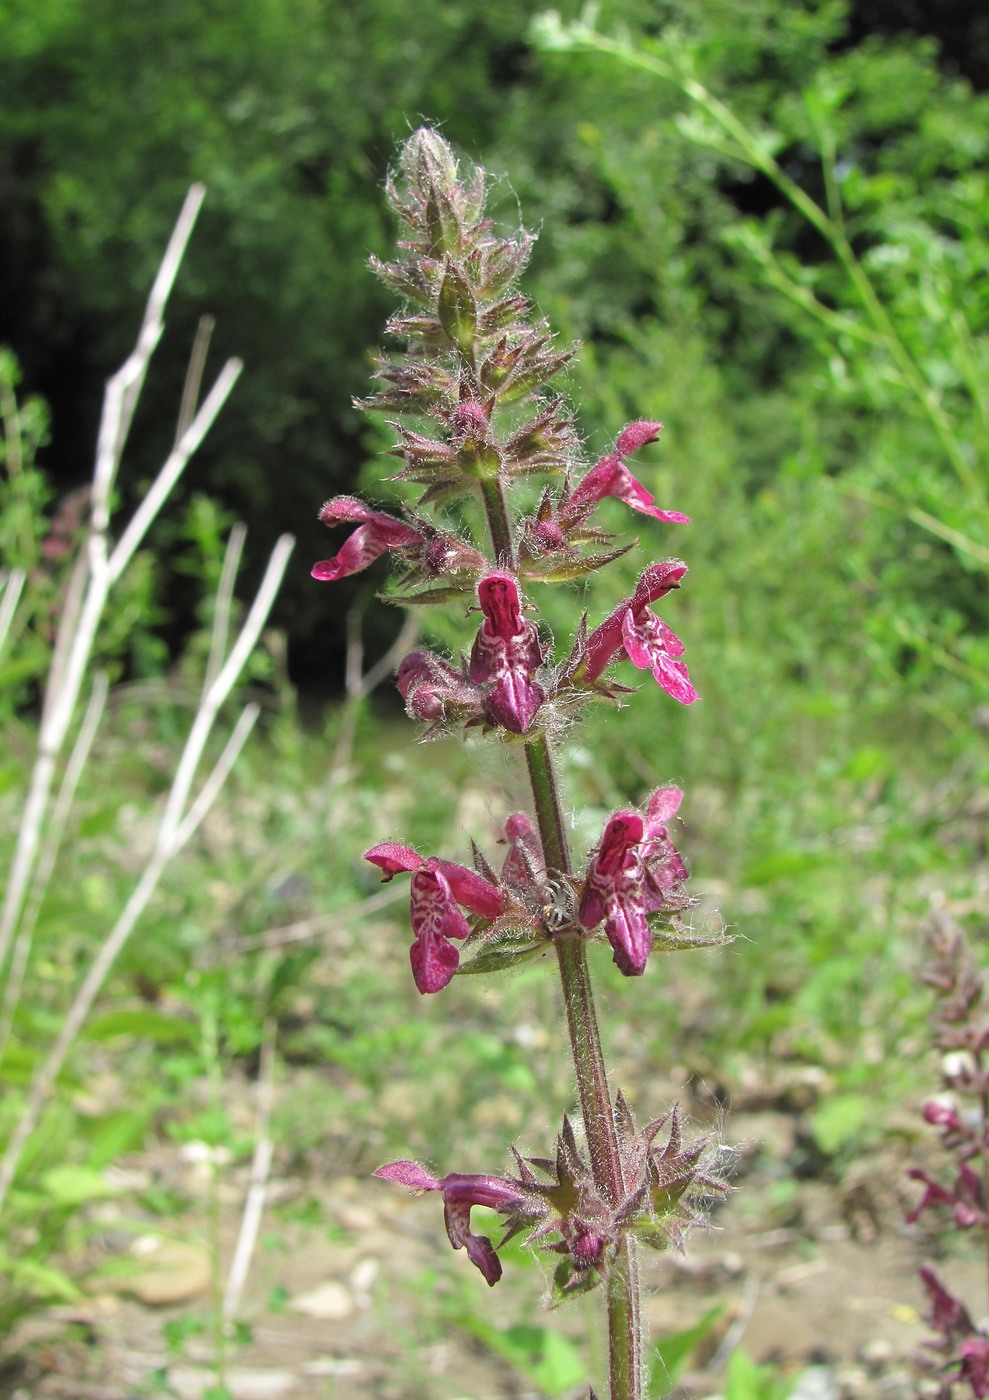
0 187 240 982
91 184 206 534
0 568 25 660
223 1019 277 1321
204 522 247 697
0 530 293 1212
0 671 109 1057
107 358 242 587
327 608 420 789
162 533 293 850
175 314 215 445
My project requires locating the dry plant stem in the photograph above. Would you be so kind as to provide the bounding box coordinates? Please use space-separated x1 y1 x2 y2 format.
482 481 640 1398
175 314 216 444
0 568 25 659
0 358 241 983
0 672 110 1060
204 521 247 696
224 1017 277 1320
326 608 420 793
0 187 240 982
91 184 206 527
232 882 407 953
0 534 293 1212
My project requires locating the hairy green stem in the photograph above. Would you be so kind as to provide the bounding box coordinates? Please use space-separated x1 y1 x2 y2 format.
479 475 516 569
531 737 642 1400
481 394 641 1400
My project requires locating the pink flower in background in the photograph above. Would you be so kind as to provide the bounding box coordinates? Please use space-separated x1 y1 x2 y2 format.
469 572 546 733
960 1337 989 1398
373 1160 520 1285
582 560 696 704
365 843 505 994
579 786 688 976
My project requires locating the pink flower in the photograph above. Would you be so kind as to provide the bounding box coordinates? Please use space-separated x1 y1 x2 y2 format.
908 1163 988 1229
312 497 424 581
373 1160 521 1285
960 1337 989 1398
919 1264 973 1336
468 572 546 733
365 843 505 994
578 787 688 976
564 422 690 526
582 560 697 705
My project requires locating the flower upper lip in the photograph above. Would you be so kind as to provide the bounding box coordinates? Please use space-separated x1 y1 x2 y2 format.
468 572 546 733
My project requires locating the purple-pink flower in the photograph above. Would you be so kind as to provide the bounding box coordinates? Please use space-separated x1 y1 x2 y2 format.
312 497 424 581
312 496 485 582
469 572 546 733
578 787 688 976
373 1160 521 1285
960 1337 989 1398
564 422 690 527
581 560 697 705
365 843 505 994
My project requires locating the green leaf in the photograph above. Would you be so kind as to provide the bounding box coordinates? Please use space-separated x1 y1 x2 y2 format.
461 1316 587 1396
650 1304 725 1391
808 1092 871 1156
725 1347 795 1400
11 1257 81 1303
85 1009 196 1045
40 1165 118 1205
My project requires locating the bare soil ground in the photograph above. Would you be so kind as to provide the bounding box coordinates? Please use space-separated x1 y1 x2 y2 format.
4 1058 964 1400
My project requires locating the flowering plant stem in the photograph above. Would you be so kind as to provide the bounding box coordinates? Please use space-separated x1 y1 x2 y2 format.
503 527 641 1399
324 130 731 1400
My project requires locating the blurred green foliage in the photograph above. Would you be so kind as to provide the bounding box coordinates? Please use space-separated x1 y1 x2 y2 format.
1 0 985 689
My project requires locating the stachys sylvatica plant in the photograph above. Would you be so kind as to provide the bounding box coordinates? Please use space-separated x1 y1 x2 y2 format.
311 129 733 1400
